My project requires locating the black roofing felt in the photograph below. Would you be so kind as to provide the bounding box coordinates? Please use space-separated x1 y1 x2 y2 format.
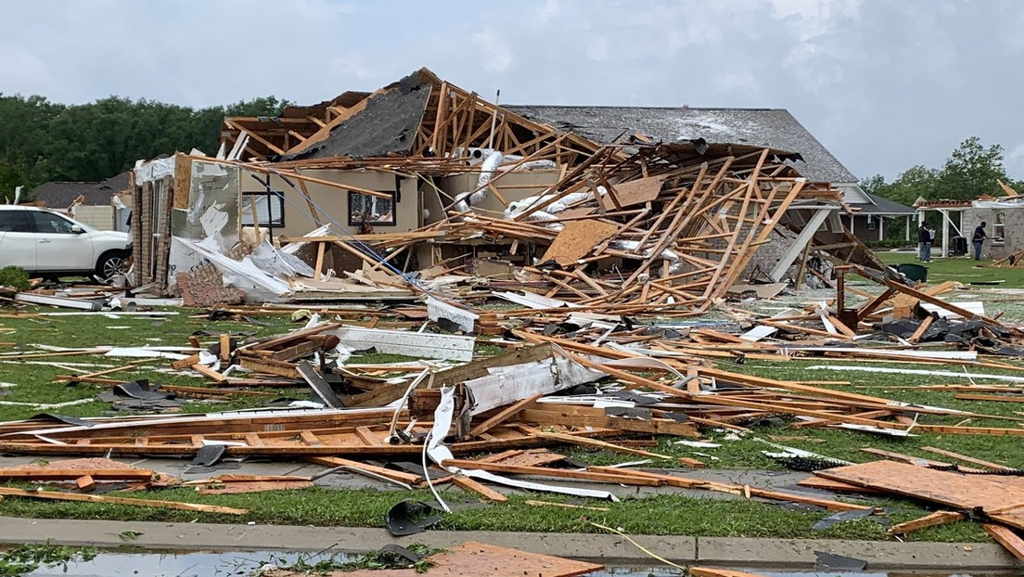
505 106 858 184
283 71 433 161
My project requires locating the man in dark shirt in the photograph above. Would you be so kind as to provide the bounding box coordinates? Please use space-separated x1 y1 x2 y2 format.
972 222 987 261
917 224 932 262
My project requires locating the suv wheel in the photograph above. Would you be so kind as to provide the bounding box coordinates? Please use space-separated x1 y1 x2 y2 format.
96 251 129 282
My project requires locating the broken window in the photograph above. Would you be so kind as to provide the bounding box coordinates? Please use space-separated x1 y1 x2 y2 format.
348 191 396 227
240 192 284 228
993 211 1005 244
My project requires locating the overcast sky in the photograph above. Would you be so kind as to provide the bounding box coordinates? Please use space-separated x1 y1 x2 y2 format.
4 0 1024 180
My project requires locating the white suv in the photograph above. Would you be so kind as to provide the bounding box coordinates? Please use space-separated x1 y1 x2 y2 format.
0 206 131 280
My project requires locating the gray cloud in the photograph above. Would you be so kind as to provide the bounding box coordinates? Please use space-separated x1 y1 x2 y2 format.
3 0 1023 180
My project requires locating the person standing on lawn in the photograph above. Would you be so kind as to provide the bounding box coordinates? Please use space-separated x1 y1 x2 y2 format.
918 223 932 262
972 221 988 260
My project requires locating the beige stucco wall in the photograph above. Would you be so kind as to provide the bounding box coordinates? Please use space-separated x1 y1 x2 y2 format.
240 168 420 237
70 205 115 230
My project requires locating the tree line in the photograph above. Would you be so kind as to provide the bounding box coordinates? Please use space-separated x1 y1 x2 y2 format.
861 136 1023 206
0 94 288 199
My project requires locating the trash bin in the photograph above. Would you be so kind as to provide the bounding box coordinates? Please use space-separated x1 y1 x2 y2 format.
950 236 968 256
897 263 928 283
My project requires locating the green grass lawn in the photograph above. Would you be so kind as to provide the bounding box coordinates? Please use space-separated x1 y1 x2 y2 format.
876 249 1024 285
0 299 1021 542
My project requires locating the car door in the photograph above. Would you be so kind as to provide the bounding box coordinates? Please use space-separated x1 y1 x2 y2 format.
0 210 36 270
29 211 94 272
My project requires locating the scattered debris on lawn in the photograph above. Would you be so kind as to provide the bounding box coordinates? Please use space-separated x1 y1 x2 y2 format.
3 66 1024 562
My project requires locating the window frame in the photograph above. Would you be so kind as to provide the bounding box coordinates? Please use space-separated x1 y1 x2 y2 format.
993 211 1006 245
347 190 397 227
241 191 285 229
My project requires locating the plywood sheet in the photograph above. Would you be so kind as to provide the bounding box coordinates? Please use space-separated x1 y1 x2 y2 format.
599 175 666 209
817 460 1024 529
313 541 602 577
541 219 619 266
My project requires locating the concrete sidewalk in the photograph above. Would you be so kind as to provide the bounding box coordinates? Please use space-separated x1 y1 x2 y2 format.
1 516 1020 571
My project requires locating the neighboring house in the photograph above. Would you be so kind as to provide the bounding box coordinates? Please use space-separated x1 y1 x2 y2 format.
841 189 916 242
29 172 132 231
915 196 1024 260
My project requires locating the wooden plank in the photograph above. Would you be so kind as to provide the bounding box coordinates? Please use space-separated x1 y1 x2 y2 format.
522 428 672 460
888 511 965 535
307 456 423 485
984 524 1024 560
469 395 542 438
452 475 508 502
918 446 1014 471
540 219 620 266
817 460 1024 529
0 469 153 481
0 486 247 515
192 363 228 383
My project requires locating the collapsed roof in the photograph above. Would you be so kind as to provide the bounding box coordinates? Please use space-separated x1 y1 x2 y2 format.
505 106 858 184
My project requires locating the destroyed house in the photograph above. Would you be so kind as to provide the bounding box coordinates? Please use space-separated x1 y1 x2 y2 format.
129 68 884 301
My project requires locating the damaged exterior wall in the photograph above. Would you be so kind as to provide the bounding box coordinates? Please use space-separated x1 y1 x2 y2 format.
239 169 421 237
961 207 1024 260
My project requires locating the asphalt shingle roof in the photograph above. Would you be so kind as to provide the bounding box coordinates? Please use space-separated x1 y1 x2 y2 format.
506 105 858 184
849 191 916 215
30 171 131 208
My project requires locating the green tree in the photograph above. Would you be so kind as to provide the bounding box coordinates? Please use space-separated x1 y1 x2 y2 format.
0 93 290 195
936 136 1007 200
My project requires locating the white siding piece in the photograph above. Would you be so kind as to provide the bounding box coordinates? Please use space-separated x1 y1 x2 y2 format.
425 296 478 333
921 301 985 319
740 325 778 342
333 326 475 361
465 356 605 415
492 291 574 309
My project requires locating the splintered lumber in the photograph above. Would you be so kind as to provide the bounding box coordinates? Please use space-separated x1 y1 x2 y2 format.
451 475 508 502
521 428 672 460
797 476 883 494
198 480 312 494
468 394 543 437
888 511 965 535
524 500 609 512
307 457 424 486
0 486 247 515
0 468 153 481
918 446 1014 471
983 524 1024 561
816 460 1024 530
